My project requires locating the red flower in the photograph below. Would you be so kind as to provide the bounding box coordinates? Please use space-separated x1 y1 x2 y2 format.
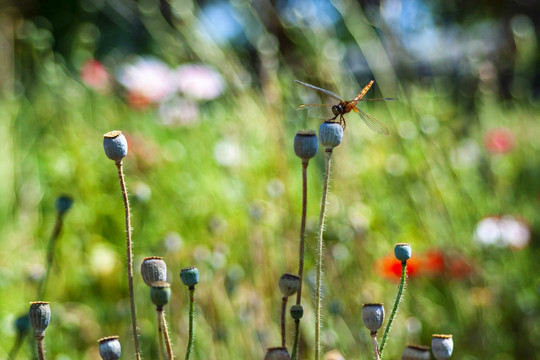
422 249 445 275
483 128 515 155
80 59 110 92
376 255 420 281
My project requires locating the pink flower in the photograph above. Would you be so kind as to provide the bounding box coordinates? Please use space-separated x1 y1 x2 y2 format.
118 57 177 107
483 128 515 154
176 64 225 100
80 60 110 92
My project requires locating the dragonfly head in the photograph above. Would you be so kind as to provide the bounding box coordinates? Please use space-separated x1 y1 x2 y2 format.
331 104 343 116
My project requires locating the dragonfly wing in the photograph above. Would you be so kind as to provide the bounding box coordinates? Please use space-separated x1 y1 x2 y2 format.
355 107 390 135
297 104 334 120
294 80 343 102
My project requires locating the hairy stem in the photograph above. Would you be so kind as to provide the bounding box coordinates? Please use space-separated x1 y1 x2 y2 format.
315 150 333 360
158 309 174 360
157 309 165 360
116 161 141 360
291 161 309 360
185 287 195 360
36 333 46 360
371 333 380 360
379 261 408 357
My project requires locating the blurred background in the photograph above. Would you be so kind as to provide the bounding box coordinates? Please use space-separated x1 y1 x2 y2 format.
1 0 539 358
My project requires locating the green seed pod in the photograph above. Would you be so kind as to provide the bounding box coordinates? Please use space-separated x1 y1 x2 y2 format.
29 302 51 334
362 303 385 333
294 130 318 160
141 256 167 287
98 336 122 360
402 345 431 360
278 273 301 297
264 347 290 360
103 131 128 162
319 122 343 149
432 334 453 360
150 281 171 308
394 243 412 262
290 304 304 320
180 266 199 288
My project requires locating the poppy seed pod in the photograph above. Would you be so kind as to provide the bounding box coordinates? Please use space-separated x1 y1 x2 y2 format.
264 347 291 360
180 266 199 288
150 281 171 308
394 243 412 262
103 131 128 162
15 314 31 335
278 273 301 297
29 302 51 334
432 334 453 360
290 304 304 320
98 336 122 360
319 121 343 149
402 345 431 360
362 303 385 333
55 195 73 215
141 256 167 287
294 130 318 160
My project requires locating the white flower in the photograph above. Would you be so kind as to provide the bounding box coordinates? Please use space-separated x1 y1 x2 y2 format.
176 64 225 100
474 215 530 249
118 57 176 104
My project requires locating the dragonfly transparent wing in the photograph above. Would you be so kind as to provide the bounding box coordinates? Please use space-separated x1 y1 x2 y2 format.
294 80 343 102
354 107 390 135
297 104 334 120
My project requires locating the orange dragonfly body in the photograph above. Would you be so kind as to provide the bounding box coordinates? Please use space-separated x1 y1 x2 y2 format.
295 79 393 135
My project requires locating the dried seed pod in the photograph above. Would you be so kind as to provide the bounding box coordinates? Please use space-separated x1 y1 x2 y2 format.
264 347 290 360
394 243 412 262
29 302 51 334
103 131 128 162
402 345 431 360
290 304 304 320
362 303 385 333
278 273 301 297
319 122 343 149
432 334 453 360
98 336 122 360
141 256 167 287
294 130 318 160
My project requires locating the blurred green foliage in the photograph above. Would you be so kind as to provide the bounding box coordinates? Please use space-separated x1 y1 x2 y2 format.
1 0 540 359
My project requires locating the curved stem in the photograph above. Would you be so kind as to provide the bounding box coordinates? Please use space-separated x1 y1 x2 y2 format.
157 309 165 360
185 287 195 360
371 333 380 360
159 309 174 360
379 261 408 358
38 214 64 299
116 161 141 360
315 150 333 360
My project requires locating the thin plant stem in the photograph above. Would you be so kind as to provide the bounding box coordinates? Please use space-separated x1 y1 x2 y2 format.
315 150 333 360
281 296 287 347
185 287 196 360
36 333 46 360
158 308 174 360
38 212 65 299
291 160 309 360
157 309 165 360
115 161 141 360
379 261 408 358
371 333 380 360
7 333 23 360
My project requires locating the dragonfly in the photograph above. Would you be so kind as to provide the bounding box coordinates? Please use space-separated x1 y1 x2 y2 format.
295 79 394 135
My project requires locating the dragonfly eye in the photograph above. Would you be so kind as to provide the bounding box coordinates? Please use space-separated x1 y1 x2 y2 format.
331 105 342 116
